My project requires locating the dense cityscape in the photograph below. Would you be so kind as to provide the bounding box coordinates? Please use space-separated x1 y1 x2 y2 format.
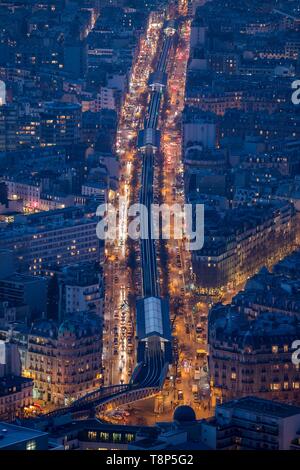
0 0 300 457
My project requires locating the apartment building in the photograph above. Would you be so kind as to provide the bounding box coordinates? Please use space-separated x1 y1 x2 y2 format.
202 397 300 450
26 313 102 406
193 201 297 293
208 307 300 404
0 207 100 274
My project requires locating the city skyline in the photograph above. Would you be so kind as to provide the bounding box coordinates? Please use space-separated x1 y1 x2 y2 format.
0 0 299 458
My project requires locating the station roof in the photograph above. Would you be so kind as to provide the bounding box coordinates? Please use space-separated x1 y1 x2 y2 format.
136 296 171 341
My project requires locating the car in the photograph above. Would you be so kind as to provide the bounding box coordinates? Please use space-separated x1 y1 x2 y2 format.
196 349 207 360
194 367 201 380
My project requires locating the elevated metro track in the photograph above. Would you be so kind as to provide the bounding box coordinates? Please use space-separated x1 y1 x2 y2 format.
23 16 179 427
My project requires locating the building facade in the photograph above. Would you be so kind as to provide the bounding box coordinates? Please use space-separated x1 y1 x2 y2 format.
40 101 81 147
26 314 102 406
0 376 33 422
193 201 297 293
202 397 300 450
0 207 100 274
208 306 300 404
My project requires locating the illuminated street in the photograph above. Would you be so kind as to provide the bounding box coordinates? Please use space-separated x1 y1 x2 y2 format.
103 12 164 387
102 0 213 421
155 15 211 419
102 1 212 423
2 0 300 456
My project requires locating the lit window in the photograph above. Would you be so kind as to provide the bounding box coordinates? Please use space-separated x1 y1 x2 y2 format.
113 433 122 443
272 346 278 354
270 383 280 391
100 432 109 442
26 440 36 450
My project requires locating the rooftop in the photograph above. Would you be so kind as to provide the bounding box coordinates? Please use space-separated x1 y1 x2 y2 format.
0 375 33 397
0 422 47 449
221 396 300 419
